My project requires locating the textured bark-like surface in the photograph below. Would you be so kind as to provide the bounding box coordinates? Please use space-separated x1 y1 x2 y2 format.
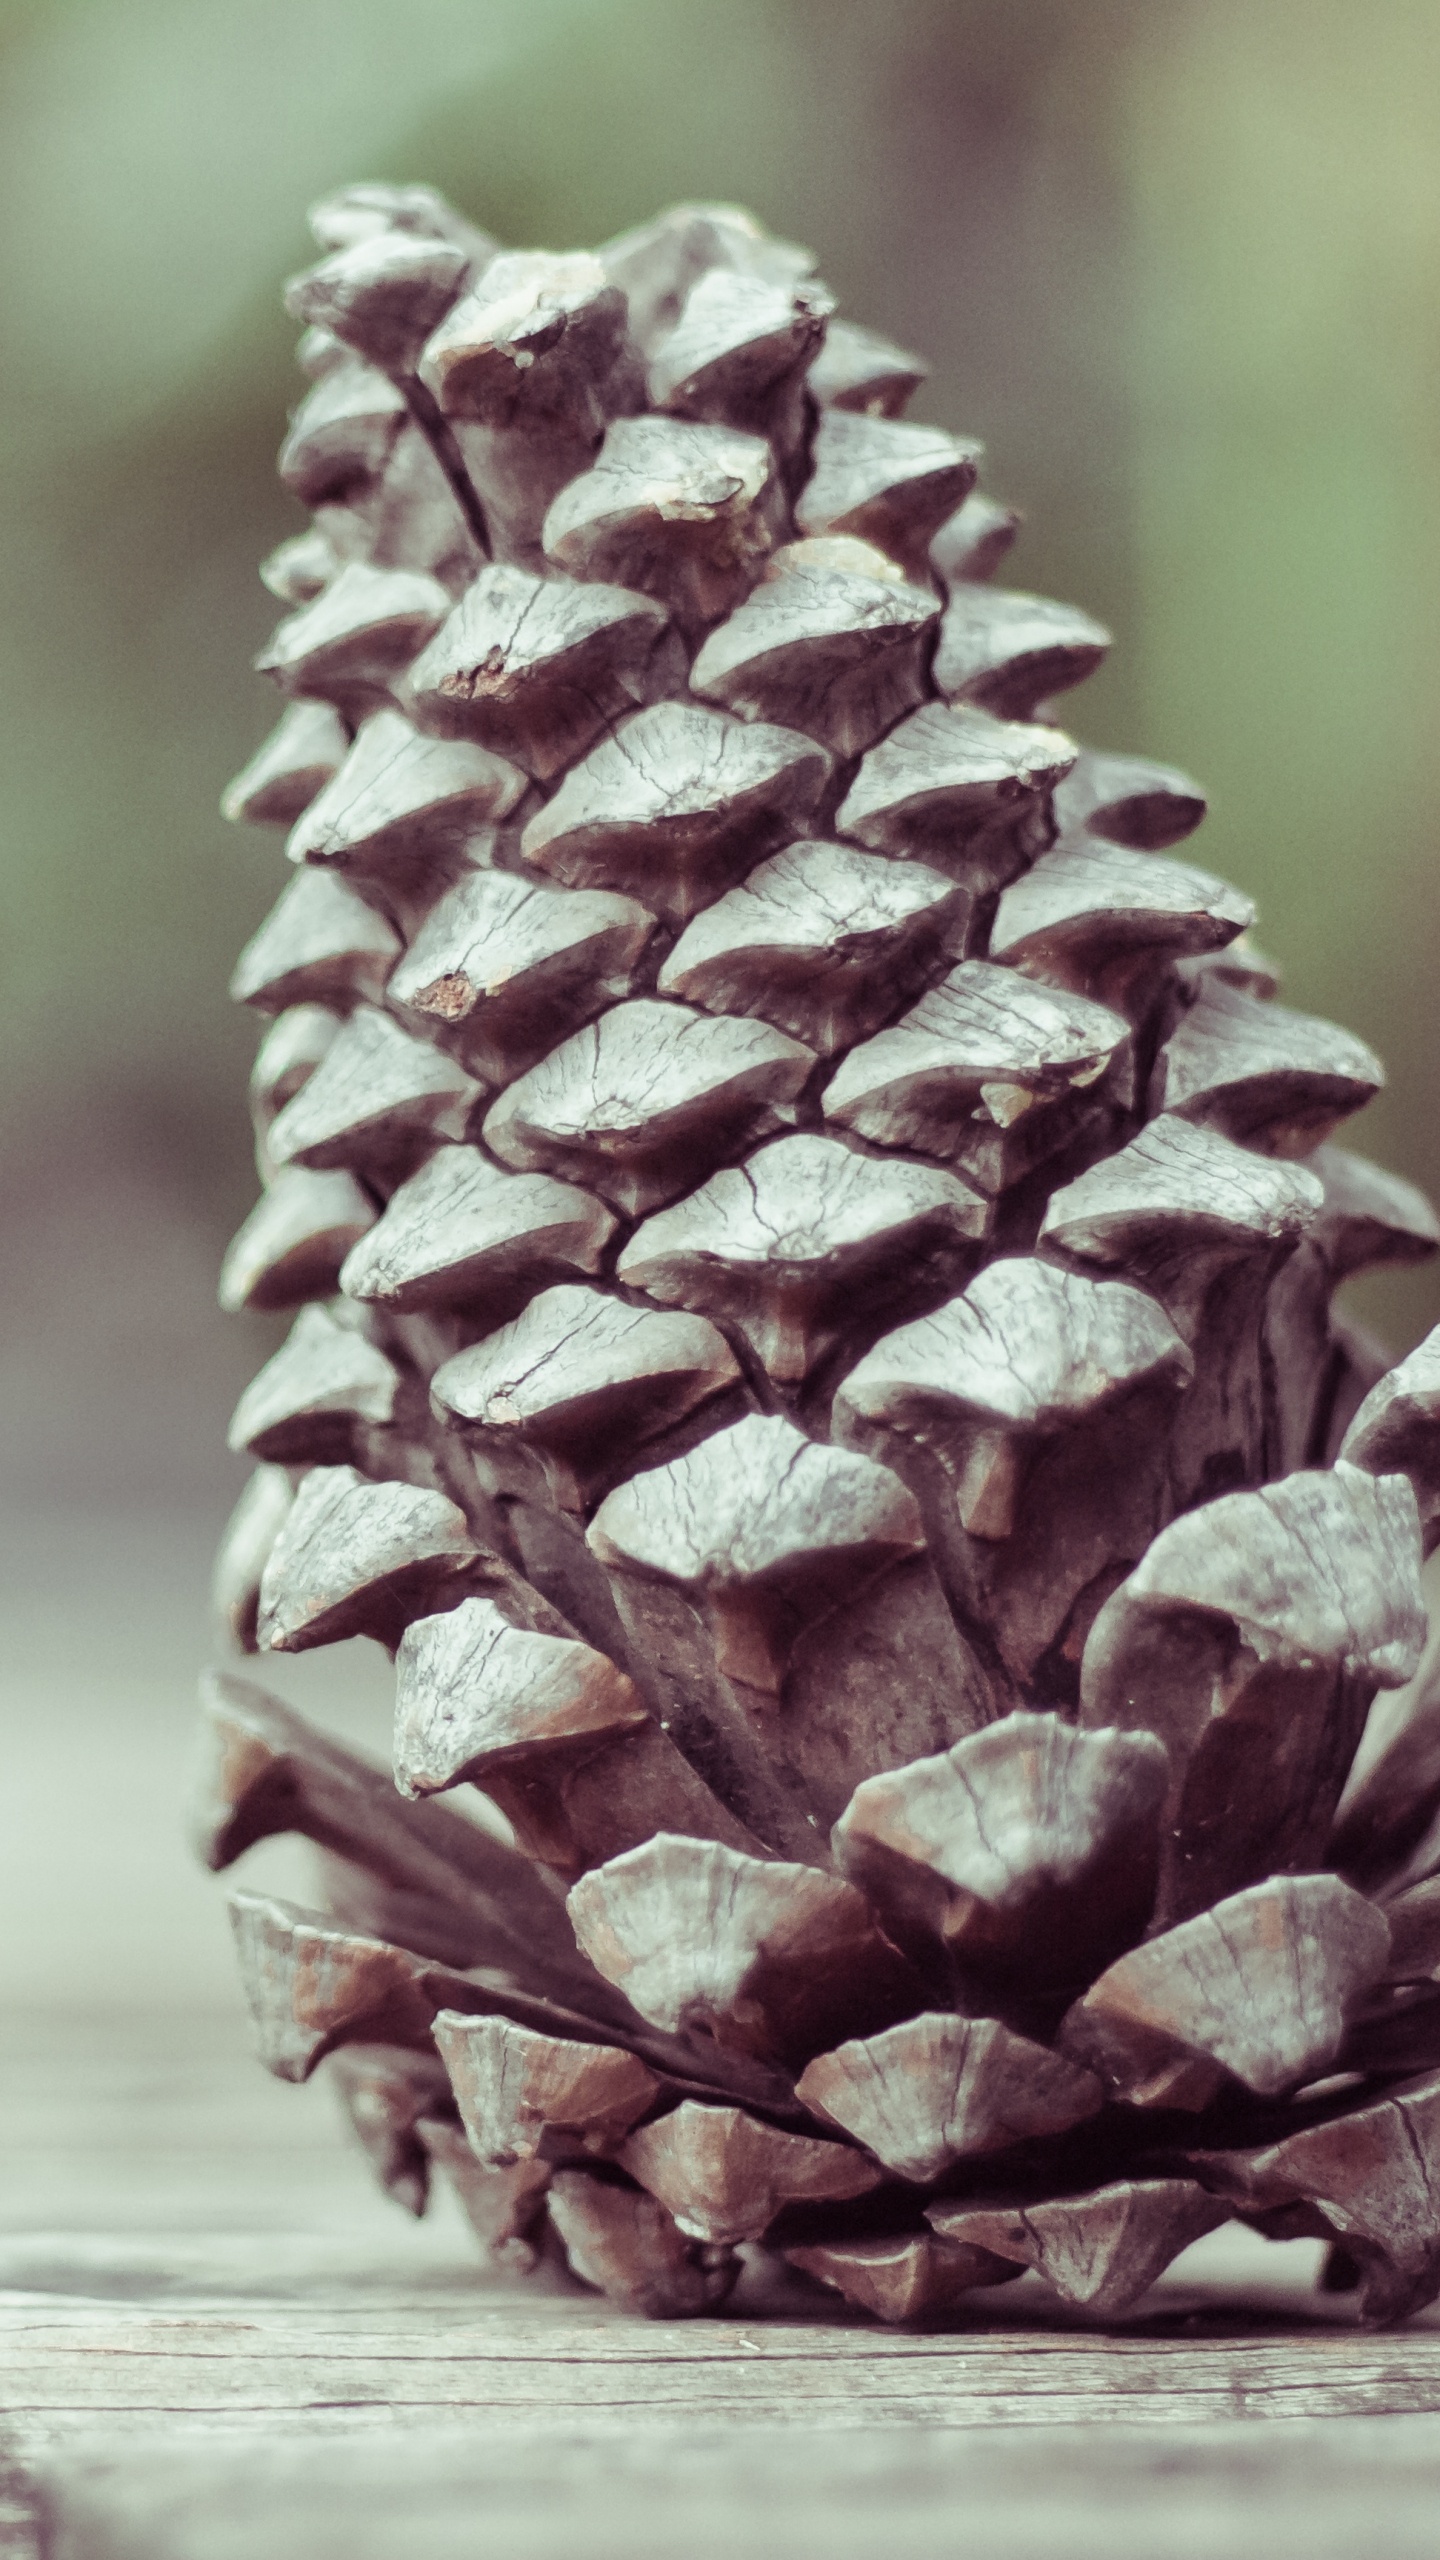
689 538 940 757
521 700 831 923
567 1836 921 2067
204 179 1440 2332
618 2100 882 2243
249 1005 340 1155
933 583 1110 721
213 1466 296 1651
833 1259 1191 1684
391 1594 752 1875
1079 1467 1425 1926
255 1466 488 1654
583 1412 987 1847
433 2012 661 2164
931 490 1020 587
926 2182 1229 2318
1058 1877 1392 2105
618 1133 988 1385
832 1714 1169 2003
388 867 656 1082
394 1597 647 1792
657 838 967 1053
1181 2069 1440 2322
834 702 1075 892
822 963 1131 1194
796 2013 1102 2178
783 2228 1023 2320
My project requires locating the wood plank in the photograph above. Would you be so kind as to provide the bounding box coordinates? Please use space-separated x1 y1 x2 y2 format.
8 2010 1440 2556
23 2415 1440 2560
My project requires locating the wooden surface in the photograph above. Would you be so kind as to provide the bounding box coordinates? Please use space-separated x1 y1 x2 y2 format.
7 2012 1440 2554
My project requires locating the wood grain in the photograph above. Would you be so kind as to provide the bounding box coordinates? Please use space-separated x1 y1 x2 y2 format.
9 2014 1440 2555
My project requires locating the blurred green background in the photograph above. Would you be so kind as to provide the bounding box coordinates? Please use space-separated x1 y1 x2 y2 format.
2 0 1440 2005
4 0 1440 1517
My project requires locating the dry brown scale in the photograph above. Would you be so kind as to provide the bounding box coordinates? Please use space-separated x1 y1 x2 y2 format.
205 179 1440 2328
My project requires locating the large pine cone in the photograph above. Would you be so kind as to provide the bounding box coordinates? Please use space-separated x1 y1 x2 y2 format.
204 181 1440 2327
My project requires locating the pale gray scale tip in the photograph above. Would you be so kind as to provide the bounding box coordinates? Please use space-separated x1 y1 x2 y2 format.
836 699 1077 862
805 318 929 417
418 248 631 424
264 1003 479 1178
601 201 815 335
689 539 940 756
648 266 833 415
933 582 1110 723
588 1409 923 1593
658 836 963 1051
1340 1322 1440 1547
219 1165 377 1315
402 560 670 776
256 559 450 712
223 699 350 830
520 698 831 921
822 959 1129 1178
338 1142 616 1316
1061 1874 1391 2102
617 1132 988 1382
229 867 400 1014
1310 1143 1440 1280
1153 975 1384 1149
287 707 527 876
431 1282 738 1436
836 1254 1191 1441
284 228 472 374
278 358 407 505
227 1300 400 1464
254 1462 478 1654
1039 1114 1324 1266
387 866 655 1078
796 409 980 574
481 995 816 1217
1052 747 1207 850
249 1004 341 1136
929 492 1021 589
394 1595 645 1797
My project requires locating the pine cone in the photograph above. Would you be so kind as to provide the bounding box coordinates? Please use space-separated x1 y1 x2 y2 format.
204 180 1440 2328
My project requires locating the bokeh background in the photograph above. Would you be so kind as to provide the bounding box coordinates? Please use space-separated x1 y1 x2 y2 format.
3 0 1440 2018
